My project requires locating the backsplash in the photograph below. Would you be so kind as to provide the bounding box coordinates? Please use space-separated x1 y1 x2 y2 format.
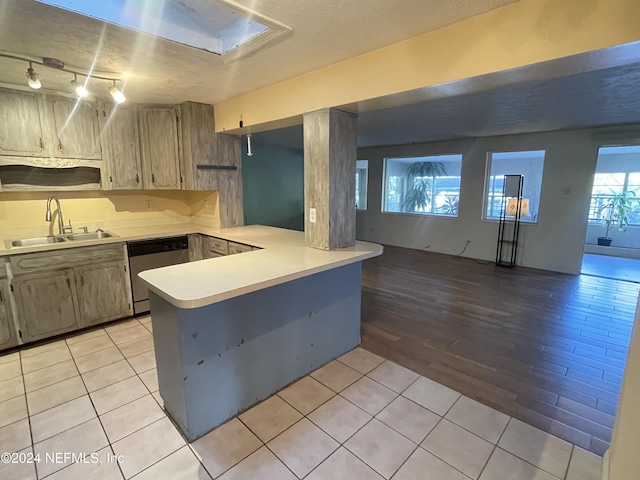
0 190 220 239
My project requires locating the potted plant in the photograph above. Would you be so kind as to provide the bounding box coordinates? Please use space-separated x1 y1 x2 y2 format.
597 191 637 246
402 161 446 213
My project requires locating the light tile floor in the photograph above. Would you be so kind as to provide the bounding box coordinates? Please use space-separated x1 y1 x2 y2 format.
0 317 604 479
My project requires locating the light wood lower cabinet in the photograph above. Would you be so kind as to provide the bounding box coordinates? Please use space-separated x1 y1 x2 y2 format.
76 261 132 327
228 241 252 255
204 236 229 256
0 280 17 350
187 234 204 261
9 243 133 346
196 235 258 260
13 269 80 343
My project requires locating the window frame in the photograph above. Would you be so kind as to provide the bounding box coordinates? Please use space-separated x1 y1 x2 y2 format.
381 154 463 218
482 150 546 225
587 153 640 226
356 160 369 211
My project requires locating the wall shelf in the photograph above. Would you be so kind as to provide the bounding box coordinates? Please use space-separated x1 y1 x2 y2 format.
196 165 237 171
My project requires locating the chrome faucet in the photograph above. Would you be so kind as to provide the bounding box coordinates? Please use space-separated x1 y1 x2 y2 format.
45 196 72 235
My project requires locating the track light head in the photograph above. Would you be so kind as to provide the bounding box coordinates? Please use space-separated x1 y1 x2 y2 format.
247 133 253 157
26 62 41 89
109 80 126 104
71 73 88 98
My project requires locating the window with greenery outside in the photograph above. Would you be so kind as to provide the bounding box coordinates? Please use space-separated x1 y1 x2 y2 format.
383 155 462 216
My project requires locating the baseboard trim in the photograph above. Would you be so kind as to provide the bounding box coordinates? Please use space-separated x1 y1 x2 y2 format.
602 449 610 480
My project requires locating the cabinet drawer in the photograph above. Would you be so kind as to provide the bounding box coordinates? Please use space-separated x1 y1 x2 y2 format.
204 236 228 255
228 242 252 255
11 243 125 275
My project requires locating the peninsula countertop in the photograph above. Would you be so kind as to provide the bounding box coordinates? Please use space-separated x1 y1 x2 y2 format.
138 225 383 309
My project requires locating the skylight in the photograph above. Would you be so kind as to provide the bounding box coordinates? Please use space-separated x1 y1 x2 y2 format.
36 0 291 61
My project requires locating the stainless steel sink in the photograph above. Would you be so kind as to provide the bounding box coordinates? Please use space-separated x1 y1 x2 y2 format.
5 230 118 248
8 236 67 248
66 231 117 241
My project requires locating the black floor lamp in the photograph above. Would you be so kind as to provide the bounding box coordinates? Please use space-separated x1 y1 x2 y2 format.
496 174 529 268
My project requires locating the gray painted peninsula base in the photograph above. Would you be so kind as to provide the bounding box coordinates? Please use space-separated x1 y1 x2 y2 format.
150 262 362 442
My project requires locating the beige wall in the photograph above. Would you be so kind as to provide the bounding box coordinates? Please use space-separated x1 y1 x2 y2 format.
214 0 640 132
608 294 640 480
0 190 220 238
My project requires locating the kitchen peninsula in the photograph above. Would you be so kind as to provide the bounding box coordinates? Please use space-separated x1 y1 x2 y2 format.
138 225 382 442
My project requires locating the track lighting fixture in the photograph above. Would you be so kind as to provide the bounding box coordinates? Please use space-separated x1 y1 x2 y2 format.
3 52 124 102
109 80 126 104
26 62 41 89
71 73 88 98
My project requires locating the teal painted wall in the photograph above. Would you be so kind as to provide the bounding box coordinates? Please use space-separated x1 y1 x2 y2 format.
242 141 304 231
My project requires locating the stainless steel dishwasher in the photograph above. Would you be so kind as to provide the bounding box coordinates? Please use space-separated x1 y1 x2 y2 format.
128 236 189 314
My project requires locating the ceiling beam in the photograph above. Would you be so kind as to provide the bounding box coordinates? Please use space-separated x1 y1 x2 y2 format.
213 0 640 133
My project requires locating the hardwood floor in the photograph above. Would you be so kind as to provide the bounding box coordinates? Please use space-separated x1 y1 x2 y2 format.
360 245 639 456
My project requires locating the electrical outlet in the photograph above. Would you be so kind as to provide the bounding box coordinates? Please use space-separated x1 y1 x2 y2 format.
309 208 316 223
146 200 152 210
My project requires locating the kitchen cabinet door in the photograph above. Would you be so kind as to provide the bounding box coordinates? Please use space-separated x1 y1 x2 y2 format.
0 280 17 350
140 106 182 190
13 269 80 343
187 234 204 261
49 96 102 159
0 88 48 157
228 241 252 255
203 236 229 256
107 105 143 189
76 261 132 326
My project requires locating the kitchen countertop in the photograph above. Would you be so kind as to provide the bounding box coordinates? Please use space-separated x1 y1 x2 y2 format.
139 225 382 309
0 223 383 309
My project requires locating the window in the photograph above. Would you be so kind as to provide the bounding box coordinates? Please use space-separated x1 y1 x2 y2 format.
588 146 640 225
36 0 290 60
383 155 462 216
484 150 545 223
356 160 368 210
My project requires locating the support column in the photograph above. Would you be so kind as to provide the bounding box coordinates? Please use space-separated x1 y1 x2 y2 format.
303 108 357 250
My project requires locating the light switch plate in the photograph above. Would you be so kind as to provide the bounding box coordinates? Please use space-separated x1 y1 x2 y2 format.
309 208 316 223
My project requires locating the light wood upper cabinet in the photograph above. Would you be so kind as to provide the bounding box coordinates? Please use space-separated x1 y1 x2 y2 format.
76 260 132 326
105 105 143 189
180 101 241 191
0 88 48 157
48 96 102 160
0 280 17 351
13 269 80 343
140 106 182 190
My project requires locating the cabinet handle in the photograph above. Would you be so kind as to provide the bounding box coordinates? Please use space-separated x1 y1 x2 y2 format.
58 139 62 151
135 174 139 183
152 173 155 184
39 138 44 149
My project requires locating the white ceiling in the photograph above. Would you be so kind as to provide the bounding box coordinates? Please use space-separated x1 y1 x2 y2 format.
357 61 640 147
251 58 640 150
4 0 638 151
0 0 519 104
